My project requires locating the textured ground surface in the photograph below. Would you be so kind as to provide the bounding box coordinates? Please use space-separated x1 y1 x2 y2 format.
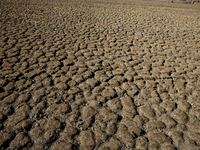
0 0 200 149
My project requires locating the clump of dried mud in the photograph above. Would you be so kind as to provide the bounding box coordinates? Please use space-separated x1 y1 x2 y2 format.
0 0 200 149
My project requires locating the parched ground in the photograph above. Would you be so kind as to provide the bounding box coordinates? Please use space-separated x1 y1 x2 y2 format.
0 0 200 149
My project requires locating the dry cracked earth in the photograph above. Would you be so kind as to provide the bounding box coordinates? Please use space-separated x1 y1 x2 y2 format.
0 0 200 149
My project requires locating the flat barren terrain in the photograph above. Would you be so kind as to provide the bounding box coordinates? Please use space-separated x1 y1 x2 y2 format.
0 0 200 149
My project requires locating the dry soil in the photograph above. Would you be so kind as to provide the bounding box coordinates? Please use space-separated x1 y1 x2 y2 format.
0 0 200 149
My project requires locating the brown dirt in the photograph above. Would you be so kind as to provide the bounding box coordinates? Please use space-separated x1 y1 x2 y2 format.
0 0 200 149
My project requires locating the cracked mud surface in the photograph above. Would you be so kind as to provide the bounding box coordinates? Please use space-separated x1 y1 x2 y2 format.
0 0 200 149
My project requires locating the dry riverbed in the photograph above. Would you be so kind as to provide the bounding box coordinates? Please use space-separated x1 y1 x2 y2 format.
0 0 200 149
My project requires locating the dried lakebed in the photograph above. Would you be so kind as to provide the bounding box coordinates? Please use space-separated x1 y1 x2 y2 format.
0 0 200 149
